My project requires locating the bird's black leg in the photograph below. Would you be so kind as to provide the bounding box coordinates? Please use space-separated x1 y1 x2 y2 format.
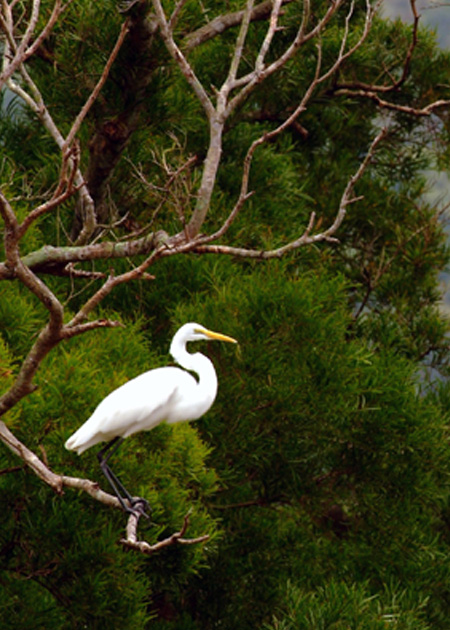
97 437 151 520
98 437 133 502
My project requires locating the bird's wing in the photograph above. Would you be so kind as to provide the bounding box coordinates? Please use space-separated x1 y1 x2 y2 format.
69 366 196 452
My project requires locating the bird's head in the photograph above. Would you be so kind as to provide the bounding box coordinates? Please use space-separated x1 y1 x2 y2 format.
182 322 237 345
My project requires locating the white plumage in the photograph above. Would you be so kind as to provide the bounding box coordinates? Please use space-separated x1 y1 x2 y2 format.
65 322 237 455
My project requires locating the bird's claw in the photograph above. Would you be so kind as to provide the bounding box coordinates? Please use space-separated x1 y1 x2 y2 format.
130 497 152 522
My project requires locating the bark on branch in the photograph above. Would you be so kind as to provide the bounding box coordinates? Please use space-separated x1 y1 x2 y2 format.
0 231 168 280
183 0 294 52
121 511 210 554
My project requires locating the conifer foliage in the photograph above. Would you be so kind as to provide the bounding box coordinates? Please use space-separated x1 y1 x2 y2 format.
1 0 450 627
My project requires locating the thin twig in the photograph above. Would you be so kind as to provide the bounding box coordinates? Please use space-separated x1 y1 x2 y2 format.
193 127 388 258
63 19 130 151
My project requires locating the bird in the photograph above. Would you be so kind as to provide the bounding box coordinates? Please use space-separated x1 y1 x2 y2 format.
65 322 237 518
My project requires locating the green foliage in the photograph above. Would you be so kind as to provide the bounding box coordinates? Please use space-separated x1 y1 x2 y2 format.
0 301 220 627
164 264 450 629
266 580 432 630
0 470 152 629
0 330 16 408
2 2 450 629
0 285 47 361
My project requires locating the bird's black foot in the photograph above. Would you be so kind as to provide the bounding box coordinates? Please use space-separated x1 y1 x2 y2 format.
129 497 152 521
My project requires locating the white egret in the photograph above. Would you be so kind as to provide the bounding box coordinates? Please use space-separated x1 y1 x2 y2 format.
65 322 237 517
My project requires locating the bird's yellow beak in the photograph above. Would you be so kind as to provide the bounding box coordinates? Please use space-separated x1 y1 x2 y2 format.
199 327 238 344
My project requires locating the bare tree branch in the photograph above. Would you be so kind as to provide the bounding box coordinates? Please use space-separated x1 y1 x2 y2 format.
182 0 294 52
0 1 389 426
330 0 450 117
152 0 215 119
193 126 388 258
0 0 70 90
0 230 168 279
0 0 425 548
2 6 129 244
63 19 130 152
0 416 119 506
121 511 210 555
150 0 381 241
332 90 450 117
0 418 209 556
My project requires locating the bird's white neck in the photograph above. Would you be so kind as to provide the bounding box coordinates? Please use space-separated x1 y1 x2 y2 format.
170 337 218 402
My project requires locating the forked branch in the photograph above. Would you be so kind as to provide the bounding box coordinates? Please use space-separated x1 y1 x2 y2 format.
192 127 388 259
121 511 210 554
150 0 380 239
2 3 129 243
